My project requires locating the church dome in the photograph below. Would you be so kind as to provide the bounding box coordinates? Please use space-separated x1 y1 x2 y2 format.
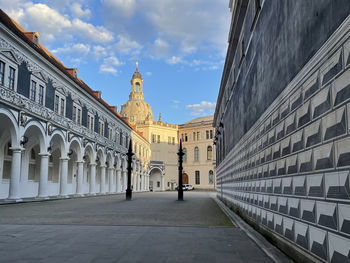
120 62 154 124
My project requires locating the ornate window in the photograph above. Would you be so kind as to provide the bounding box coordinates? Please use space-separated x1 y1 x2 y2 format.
72 103 82 124
30 80 36 101
0 61 4 85
8 66 15 90
195 171 200 184
209 170 214 184
207 146 213 160
54 92 65 116
194 146 199 161
98 120 104 136
87 112 94 131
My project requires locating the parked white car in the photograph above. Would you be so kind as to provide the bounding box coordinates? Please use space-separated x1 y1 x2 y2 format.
183 184 194 191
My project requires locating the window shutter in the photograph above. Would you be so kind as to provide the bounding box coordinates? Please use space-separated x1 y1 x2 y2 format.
45 79 55 110
66 94 73 120
104 121 108 138
82 106 87 127
94 114 99 133
17 61 31 98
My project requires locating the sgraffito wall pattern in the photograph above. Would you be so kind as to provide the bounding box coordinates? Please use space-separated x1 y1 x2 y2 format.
217 15 350 262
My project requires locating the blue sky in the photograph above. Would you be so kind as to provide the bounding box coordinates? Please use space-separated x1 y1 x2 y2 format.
1 0 231 124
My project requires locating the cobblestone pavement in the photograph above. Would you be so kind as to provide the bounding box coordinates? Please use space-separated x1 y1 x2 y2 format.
0 191 273 263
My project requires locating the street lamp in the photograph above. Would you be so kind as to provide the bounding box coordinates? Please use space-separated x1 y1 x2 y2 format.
126 138 134 200
177 139 184 201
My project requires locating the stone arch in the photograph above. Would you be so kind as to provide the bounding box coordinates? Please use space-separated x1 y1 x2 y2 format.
67 138 82 194
0 109 19 147
149 166 163 191
0 110 20 196
22 120 47 153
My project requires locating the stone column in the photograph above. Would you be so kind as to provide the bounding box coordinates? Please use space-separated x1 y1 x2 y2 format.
123 170 127 192
141 174 144 191
89 163 96 195
161 174 165 191
38 153 49 198
116 169 121 193
8 147 22 201
76 161 84 196
108 167 114 193
59 157 69 197
100 165 106 194
133 171 137 191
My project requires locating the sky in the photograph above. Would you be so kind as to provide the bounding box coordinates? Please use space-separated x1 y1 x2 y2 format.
1 0 231 124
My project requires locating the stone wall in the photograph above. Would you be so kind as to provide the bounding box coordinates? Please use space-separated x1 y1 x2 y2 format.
216 1 350 262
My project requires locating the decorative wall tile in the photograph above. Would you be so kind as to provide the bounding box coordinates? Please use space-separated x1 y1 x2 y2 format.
307 173 324 198
316 201 338 230
295 221 309 250
309 226 328 260
325 171 350 199
301 199 316 223
328 232 350 263
305 120 321 148
283 217 295 241
322 106 346 141
321 48 342 86
332 67 350 106
289 198 300 218
335 137 350 167
313 143 334 170
298 150 313 172
339 204 350 235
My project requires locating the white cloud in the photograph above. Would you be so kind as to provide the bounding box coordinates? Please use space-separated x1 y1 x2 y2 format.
145 72 152 76
102 0 136 18
1 2 113 44
92 45 108 59
70 3 91 19
71 19 114 43
114 34 142 55
99 56 123 75
151 38 170 57
166 56 183 65
186 101 216 116
53 43 90 55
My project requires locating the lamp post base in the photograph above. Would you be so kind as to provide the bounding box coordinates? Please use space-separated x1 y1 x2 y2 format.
126 189 132 200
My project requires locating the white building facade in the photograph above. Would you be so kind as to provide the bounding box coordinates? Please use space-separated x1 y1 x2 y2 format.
0 10 149 201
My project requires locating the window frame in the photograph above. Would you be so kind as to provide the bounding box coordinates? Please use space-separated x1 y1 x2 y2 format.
30 74 46 105
72 102 82 125
0 54 18 92
194 146 199 162
54 91 66 116
98 120 105 136
87 112 95 132
195 171 200 185
207 146 213 160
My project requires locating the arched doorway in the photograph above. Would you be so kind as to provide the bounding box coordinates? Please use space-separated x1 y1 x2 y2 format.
182 173 189 184
149 167 163 191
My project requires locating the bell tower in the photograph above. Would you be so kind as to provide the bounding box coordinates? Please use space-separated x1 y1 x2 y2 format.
130 62 144 100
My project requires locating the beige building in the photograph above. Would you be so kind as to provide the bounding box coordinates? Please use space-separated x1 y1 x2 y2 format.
120 64 178 191
130 128 151 191
179 116 216 190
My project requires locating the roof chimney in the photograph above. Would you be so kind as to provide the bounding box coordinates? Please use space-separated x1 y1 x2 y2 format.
93 91 102 99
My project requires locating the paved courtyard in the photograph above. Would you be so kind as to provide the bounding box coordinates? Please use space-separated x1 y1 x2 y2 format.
0 192 273 263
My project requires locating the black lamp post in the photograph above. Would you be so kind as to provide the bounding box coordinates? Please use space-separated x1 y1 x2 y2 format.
177 139 184 201
126 138 134 200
